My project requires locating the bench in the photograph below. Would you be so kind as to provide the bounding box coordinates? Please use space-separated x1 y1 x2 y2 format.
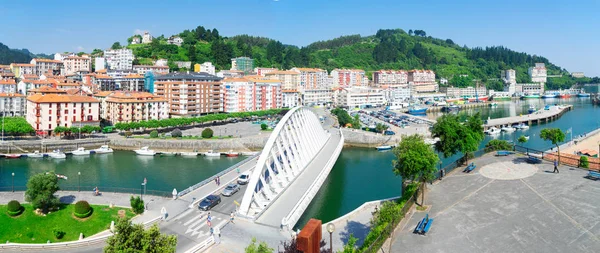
413 213 434 235
587 171 600 180
422 218 434 234
463 163 476 173
527 156 542 164
496 150 513 156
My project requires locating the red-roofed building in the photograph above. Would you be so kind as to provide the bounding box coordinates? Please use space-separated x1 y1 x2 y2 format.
26 94 100 131
0 92 26 116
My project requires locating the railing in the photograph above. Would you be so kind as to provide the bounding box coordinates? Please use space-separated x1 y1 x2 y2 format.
177 154 259 197
183 235 215 253
0 186 172 198
362 192 416 253
283 129 344 229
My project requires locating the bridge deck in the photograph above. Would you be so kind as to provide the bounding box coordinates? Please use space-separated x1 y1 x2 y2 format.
255 130 342 228
484 105 572 129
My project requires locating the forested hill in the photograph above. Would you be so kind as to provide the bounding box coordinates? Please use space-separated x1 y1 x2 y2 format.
0 42 52 65
112 27 595 90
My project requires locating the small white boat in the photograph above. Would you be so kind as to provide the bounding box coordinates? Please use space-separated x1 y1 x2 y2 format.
93 145 113 154
516 123 530 130
204 150 221 157
376 145 393 151
48 150 66 159
486 127 501 135
241 151 259 156
181 152 199 157
501 126 516 132
134 146 156 156
27 150 44 158
56 174 68 180
524 135 530 140
160 151 177 156
71 147 91 156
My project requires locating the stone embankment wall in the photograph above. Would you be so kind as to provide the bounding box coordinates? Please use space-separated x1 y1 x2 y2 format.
0 138 109 153
109 135 269 152
341 128 401 148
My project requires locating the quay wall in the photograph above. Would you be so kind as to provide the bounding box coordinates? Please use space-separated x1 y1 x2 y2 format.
0 138 109 153
108 135 269 152
341 128 401 148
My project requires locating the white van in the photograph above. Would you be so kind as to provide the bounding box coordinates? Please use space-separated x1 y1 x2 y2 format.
238 172 250 185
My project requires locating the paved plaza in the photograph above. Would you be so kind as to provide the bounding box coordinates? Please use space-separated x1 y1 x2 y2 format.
391 153 600 253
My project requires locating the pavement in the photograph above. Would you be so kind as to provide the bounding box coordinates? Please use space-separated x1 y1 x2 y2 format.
390 153 600 253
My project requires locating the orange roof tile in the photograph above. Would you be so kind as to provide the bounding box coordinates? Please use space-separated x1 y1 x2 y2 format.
12 63 35 67
27 94 99 103
96 69 107 73
95 75 113 79
124 74 143 78
251 79 281 83
265 70 299 75
0 80 16 85
0 93 24 97
33 58 62 63
28 86 67 94
93 91 114 97
223 78 249 82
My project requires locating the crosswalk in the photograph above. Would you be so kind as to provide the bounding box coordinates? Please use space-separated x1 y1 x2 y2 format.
174 209 228 239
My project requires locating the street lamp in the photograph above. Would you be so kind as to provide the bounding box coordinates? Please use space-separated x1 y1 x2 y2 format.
11 172 15 192
326 223 335 253
78 172 81 192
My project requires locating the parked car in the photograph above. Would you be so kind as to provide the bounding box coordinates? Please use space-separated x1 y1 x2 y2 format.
222 183 240 197
384 130 396 135
198 195 221 211
238 173 250 185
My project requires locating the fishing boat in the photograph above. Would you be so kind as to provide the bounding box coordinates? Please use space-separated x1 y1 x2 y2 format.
225 150 239 157
557 92 571 98
204 150 221 157
524 135 530 140
160 151 177 156
541 93 557 99
445 97 462 103
241 151 259 156
93 145 113 154
577 92 591 97
26 151 44 158
134 146 156 156
485 127 501 135
521 93 540 99
71 147 91 156
376 145 393 151
4 154 21 159
501 126 516 132
180 152 199 157
528 105 536 114
466 95 489 102
48 150 66 159
408 106 427 115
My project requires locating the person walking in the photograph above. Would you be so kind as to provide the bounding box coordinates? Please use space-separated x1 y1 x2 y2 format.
236 167 240 174
214 177 218 186
230 212 235 224
553 159 559 173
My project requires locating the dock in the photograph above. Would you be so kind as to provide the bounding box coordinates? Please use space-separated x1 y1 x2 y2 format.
483 105 573 131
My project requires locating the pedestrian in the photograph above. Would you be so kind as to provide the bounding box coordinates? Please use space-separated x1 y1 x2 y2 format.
230 212 235 224
237 167 240 174
553 159 560 173
215 177 218 186
209 227 214 236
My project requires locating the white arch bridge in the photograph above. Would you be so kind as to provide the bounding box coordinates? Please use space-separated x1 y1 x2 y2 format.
239 106 344 229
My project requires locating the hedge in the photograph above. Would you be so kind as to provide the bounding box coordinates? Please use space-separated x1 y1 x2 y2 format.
74 201 92 218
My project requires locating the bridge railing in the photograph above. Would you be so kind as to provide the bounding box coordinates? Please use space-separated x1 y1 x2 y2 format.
283 129 345 229
177 154 259 197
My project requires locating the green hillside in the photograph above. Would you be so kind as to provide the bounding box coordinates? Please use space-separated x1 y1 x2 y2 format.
106 27 596 91
0 42 52 65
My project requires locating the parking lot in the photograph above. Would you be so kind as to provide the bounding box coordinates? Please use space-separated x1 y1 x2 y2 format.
354 110 433 138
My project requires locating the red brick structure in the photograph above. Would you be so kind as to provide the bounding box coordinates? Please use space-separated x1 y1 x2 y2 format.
297 219 322 253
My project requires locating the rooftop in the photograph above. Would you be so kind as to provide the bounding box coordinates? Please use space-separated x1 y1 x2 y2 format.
155 72 221 81
27 94 99 103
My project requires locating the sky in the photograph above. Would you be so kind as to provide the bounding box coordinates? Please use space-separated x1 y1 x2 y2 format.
0 0 598 76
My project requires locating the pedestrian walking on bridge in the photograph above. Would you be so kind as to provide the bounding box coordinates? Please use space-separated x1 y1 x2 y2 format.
553 159 560 173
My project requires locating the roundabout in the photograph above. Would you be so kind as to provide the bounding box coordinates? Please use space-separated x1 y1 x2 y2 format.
478 160 538 180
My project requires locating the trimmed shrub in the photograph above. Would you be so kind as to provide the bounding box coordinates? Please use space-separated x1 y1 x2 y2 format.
171 128 182 138
53 228 66 239
7 200 23 216
260 123 268 130
130 196 145 214
484 139 513 152
124 131 133 138
74 200 92 218
201 128 214 139
149 130 159 138
580 156 589 168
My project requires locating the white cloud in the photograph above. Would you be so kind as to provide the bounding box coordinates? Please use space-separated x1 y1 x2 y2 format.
133 29 147 35
76 46 84 51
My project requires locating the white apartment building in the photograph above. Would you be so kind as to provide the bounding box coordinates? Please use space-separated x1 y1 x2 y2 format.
94 57 106 71
441 86 487 98
291 68 329 90
516 83 545 94
17 79 55 94
0 93 26 116
501 69 517 84
383 86 412 102
528 63 547 83
265 70 299 90
133 65 169 75
104 48 134 70
142 32 153 44
155 59 168 67
167 36 184 46
26 94 101 132
330 69 366 88
335 87 386 109
571 72 585 78
254 67 277 77
222 78 282 112
282 90 299 108
30 58 63 76
372 70 409 86
200 62 216 75
0 79 18 93
409 70 437 93
54 52 75 62
63 56 92 74
10 63 35 77
302 89 333 106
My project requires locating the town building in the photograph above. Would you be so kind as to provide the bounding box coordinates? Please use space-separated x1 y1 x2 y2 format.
0 65 11 73
230 57 254 73
26 94 101 132
383 86 412 102
104 48 134 70
102 91 168 123
131 37 141 44
54 52 75 62
94 57 106 71
142 32 153 44
167 36 184 46
155 59 168 67
93 73 145 92
302 88 333 106
330 69 367 88
63 55 92 75
18 79 56 94
408 70 437 93
372 70 409 86
571 72 585 78
0 79 18 94
440 86 487 98
0 93 26 117
133 65 170 75
501 69 517 84
10 63 35 77
154 72 223 117
515 83 545 95
265 70 299 90
291 68 329 90
216 70 244 78
282 90 299 108
30 58 63 76
221 78 282 112
27 86 68 96
528 63 547 83
335 87 386 109
197 62 215 75
252 79 282 111
174 61 191 69
254 67 278 77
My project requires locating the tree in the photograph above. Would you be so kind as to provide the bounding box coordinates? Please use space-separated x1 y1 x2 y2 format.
580 156 589 168
517 135 528 145
130 196 144 214
111 42 122 50
432 113 484 164
171 128 182 138
408 29 413 36
375 123 388 133
104 218 177 253
540 128 566 163
485 139 513 152
202 128 214 138
25 172 60 213
260 123 268 131
245 238 273 253
392 135 439 205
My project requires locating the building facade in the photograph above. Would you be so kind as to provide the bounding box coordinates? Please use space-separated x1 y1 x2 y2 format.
154 72 222 117
198 62 216 75
10 63 35 77
63 56 92 74
142 32 153 44
133 65 170 75
0 93 25 116
282 90 299 108
330 69 366 88
528 63 547 83
291 68 329 90
372 70 409 86
501 69 517 84
302 89 333 106
571 72 585 78
230 57 254 73
254 67 277 77
31 58 63 76
383 86 412 102
103 91 168 123
167 36 184 46
440 86 487 98
94 57 106 71
104 48 134 70
0 79 17 94
265 71 299 90
222 78 282 112
335 87 386 109
26 94 100 132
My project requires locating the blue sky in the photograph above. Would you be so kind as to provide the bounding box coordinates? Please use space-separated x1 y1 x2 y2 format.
1 0 598 76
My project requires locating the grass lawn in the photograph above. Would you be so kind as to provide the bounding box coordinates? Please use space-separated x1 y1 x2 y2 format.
0 203 134 243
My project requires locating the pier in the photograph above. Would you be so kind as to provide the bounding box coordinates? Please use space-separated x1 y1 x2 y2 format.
483 105 573 131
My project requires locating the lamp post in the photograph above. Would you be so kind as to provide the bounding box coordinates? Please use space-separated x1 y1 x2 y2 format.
12 172 15 192
140 183 144 200
326 223 335 253
78 171 81 192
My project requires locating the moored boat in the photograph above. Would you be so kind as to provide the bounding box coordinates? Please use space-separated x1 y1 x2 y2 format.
515 123 530 130
56 174 68 180
466 95 489 102
181 152 199 157
71 147 91 156
541 93 557 98
408 106 427 115
485 127 501 135
26 150 44 158
376 145 393 151
528 105 536 114
521 93 540 99
577 92 590 97
4 154 21 159
93 145 114 154
48 150 66 159
160 151 177 156
225 150 239 157
204 150 221 157
241 151 259 156
134 146 156 156
501 126 516 132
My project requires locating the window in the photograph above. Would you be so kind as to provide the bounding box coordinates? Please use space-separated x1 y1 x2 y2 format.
49 110 52 114
48 124 51 129
73 116 76 121
73 109 76 113
64 109 68 114
65 116 67 121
